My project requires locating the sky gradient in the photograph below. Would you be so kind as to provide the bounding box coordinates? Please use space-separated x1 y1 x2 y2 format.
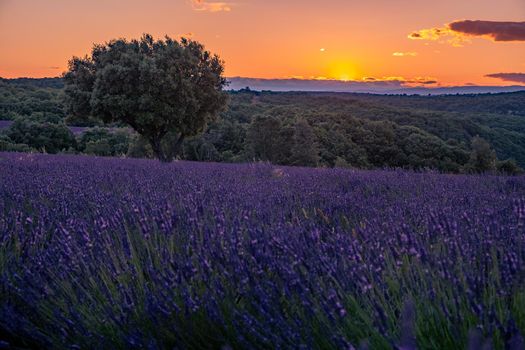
1 0 524 86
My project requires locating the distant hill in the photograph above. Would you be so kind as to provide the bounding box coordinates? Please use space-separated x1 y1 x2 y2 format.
0 77 65 89
390 86 525 95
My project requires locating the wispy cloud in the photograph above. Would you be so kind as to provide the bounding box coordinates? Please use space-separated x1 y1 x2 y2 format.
408 26 467 47
392 52 418 57
177 32 195 39
486 73 525 84
191 0 232 12
409 20 525 46
362 76 436 85
227 76 439 94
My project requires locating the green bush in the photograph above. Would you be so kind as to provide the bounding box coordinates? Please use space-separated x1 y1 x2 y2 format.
5 118 76 153
78 128 132 157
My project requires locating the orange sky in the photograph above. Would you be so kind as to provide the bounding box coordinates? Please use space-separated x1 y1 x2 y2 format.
0 0 524 86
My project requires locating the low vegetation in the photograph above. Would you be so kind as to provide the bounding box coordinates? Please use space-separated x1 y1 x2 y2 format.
1 76 523 174
1 153 524 348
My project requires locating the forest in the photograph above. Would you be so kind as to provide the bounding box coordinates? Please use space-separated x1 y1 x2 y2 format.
1 77 524 174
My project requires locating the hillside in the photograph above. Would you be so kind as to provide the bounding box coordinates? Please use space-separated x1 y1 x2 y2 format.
223 90 525 166
1 77 524 169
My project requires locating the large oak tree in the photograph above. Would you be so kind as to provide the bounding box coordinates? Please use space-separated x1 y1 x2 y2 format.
63 34 228 161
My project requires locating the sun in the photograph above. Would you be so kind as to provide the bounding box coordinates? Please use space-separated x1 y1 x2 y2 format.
328 61 358 81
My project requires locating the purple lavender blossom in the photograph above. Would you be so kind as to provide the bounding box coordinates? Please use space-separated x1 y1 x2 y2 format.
0 152 524 349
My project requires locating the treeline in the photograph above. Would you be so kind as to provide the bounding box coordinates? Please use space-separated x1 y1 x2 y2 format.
0 78 524 174
179 102 521 174
0 78 65 119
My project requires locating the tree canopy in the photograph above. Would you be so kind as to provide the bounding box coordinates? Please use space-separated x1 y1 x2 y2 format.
63 34 228 161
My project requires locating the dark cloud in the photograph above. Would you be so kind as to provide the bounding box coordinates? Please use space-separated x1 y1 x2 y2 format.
449 20 525 41
486 73 525 84
410 80 437 85
409 20 525 46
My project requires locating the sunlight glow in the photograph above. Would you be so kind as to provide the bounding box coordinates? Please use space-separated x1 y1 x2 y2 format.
328 61 358 81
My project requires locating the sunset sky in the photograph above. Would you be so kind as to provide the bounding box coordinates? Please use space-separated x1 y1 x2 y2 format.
1 0 524 86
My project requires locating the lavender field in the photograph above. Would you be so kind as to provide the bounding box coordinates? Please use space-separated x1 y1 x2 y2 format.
1 152 525 349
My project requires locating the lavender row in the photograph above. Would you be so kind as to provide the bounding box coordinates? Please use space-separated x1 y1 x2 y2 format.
1 152 525 349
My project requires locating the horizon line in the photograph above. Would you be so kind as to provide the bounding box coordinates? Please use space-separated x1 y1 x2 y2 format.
3 75 525 89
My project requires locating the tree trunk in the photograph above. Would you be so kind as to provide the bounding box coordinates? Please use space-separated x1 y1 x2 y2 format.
149 133 185 163
172 133 185 159
150 137 169 162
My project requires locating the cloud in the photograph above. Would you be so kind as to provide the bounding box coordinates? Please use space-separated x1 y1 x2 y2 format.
408 26 467 47
409 20 525 46
191 0 232 12
449 20 525 42
406 77 437 85
408 28 451 41
486 73 525 84
227 77 525 95
177 32 194 39
364 76 436 85
393 52 418 57
226 76 439 94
